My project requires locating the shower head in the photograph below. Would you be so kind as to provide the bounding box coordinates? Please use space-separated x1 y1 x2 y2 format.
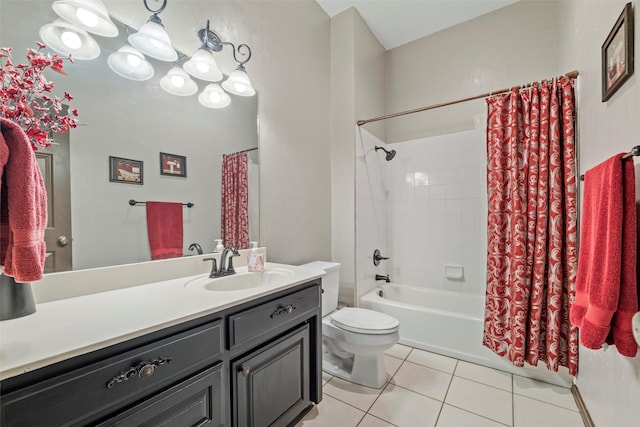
375 145 396 161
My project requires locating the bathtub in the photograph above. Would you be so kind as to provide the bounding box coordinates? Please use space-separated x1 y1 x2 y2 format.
360 283 573 387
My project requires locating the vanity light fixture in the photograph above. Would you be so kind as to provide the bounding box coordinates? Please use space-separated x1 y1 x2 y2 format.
128 0 177 62
107 45 155 81
39 19 101 60
51 0 118 37
160 66 198 96
188 20 255 97
198 83 231 109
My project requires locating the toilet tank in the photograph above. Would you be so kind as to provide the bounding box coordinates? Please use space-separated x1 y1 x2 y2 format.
300 261 341 317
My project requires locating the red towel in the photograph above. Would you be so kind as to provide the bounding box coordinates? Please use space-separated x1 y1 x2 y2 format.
146 201 183 260
571 154 638 357
0 118 48 282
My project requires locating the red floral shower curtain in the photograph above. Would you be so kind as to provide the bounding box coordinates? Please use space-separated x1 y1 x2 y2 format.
221 152 249 249
483 77 579 376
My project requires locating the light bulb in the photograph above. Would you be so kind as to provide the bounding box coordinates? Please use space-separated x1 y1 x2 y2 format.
76 7 99 27
171 75 185 87
196 62 210 73
209 91 222 103
61 30 82 49
126 53 142 67
234 83 247 93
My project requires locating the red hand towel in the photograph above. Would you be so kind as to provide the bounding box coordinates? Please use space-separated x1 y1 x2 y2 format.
146 201 183 260
0 118 48 282
571 154 638 357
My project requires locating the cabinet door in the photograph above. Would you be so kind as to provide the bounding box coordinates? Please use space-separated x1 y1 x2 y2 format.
98 363 225 427
233 325 310 427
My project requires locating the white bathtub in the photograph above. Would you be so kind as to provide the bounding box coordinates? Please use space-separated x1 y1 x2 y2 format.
360 283 572 387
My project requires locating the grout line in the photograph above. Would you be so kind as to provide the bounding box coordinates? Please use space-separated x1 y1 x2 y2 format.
451 374 513 394
511 392 581 413
443 403 512 427
434 360 457 427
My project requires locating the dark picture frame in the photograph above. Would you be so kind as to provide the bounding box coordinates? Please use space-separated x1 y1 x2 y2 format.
602 2 634 102
160 152 187 178
109 156 143 185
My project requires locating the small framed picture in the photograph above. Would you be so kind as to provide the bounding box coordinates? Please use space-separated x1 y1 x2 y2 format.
160 152 187 178
109 156 143 185
602 2 634 102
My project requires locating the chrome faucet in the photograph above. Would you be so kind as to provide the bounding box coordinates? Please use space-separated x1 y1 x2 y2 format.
219 246 240 276
375 274 390 283
188 243 203 255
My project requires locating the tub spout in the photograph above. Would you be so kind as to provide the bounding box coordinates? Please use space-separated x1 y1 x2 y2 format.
375 274 390 283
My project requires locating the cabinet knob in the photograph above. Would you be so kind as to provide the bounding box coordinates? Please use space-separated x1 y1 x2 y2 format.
270 304 296 318
242 366 251 377
138 363 156 379
106 356 172 389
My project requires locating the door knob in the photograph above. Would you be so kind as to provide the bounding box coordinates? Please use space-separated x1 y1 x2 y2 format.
57 236 69 247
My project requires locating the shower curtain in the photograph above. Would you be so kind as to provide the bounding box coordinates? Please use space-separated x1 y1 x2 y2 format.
221 152 249 249
483 77 579 376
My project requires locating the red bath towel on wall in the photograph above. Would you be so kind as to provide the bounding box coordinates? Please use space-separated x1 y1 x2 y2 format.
146 201 183 260
0 118 48 282
571 153 638 357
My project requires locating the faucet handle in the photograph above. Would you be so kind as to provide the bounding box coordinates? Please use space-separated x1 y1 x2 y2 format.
203 257 218 278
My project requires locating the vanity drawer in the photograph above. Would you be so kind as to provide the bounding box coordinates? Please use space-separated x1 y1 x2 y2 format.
1 319 223 427
228 285 320 350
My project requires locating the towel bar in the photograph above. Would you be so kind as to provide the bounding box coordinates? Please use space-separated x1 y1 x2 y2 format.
579 145 640 181
129 199 194 208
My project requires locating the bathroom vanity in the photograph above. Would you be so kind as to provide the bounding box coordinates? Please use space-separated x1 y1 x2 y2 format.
0 262 323 426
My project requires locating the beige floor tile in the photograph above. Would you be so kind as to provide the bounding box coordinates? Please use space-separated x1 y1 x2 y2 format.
512 375 577 411
406 348 458 374
369 382 442 427
358 414 396 427
296 394 365 427
445 376 513 425
384 343 412 360
392 361 453 401
513 394 584 427
384 354 403 380
437 404 508 427
324 376 385 411
322 371 333 386
454 360 512 392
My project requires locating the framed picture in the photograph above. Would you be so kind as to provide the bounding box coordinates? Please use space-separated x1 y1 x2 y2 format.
602 2 634 101
109 156 143 185
160 152 187 178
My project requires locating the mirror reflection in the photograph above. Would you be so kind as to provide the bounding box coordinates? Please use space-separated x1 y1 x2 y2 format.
1 0 259 272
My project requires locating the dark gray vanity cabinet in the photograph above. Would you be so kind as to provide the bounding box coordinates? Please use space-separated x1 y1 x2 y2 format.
0 280 322 427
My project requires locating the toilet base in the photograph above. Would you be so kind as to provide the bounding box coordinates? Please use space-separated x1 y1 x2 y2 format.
322 344 387 389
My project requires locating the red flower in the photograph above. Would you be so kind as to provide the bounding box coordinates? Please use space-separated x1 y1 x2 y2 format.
0 42 78 150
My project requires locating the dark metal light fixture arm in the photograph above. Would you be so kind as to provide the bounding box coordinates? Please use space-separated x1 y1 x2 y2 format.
198 20 252 66
221 41 252 65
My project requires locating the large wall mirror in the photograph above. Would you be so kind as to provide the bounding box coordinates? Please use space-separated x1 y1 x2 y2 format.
1 0 259 271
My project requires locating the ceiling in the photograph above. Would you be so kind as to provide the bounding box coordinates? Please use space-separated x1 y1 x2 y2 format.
315 0 520 50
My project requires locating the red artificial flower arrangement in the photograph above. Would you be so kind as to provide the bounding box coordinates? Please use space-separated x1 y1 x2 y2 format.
0 42 78 150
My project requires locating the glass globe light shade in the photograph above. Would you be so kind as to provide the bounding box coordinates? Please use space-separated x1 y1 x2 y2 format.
107 45 154 81
52 0 118 37
222 67 256 97
198 84 231 109
39 19 100 60
160 67 198 96
183 49 223 82
128 20 177 62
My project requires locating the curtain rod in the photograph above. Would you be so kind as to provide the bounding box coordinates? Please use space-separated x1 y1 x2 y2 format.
356 70 579 127
234 147 258 154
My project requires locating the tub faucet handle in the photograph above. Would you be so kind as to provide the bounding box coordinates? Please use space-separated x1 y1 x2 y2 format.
373 249 389 266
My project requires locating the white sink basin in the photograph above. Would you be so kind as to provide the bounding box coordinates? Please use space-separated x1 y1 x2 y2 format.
184 267 295 292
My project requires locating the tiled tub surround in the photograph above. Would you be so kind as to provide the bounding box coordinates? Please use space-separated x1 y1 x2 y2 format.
356 128 488 301
298 344 584 427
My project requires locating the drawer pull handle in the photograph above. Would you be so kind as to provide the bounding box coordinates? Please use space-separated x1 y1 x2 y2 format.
241 366 251 377
270 304 296 318
106 356 172 389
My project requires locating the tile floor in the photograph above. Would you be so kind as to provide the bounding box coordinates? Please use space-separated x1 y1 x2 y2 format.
297 344 585 427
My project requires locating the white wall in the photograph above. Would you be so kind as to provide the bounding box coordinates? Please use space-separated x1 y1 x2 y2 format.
355 128 389 300
384 0 561 142
385 130 487 294
557 2 640 426
331 8 385 304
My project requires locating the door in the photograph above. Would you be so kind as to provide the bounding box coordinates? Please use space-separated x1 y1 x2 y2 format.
233 325 310 427
36 130 72 272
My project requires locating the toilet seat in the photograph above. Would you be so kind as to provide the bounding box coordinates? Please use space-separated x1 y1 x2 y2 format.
330 308 399 335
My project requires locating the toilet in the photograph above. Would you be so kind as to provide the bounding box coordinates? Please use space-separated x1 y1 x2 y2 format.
301 261 400 389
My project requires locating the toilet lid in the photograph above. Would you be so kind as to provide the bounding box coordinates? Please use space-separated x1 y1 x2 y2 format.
331 308 399 334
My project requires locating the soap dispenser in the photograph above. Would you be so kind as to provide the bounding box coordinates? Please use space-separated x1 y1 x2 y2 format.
247 241 264 272
214 239 224 253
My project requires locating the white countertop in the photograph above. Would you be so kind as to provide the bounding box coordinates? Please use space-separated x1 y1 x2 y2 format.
0 263 324 381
